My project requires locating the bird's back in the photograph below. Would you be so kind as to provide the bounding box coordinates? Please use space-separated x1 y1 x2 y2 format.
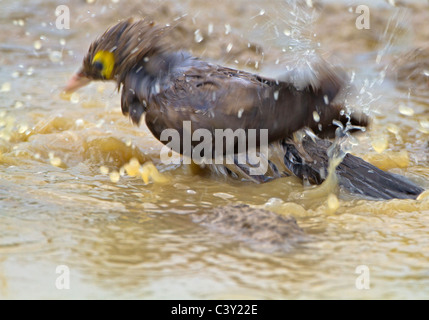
120 50 358 155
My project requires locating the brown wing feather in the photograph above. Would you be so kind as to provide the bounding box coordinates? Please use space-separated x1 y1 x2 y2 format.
120 51 366 151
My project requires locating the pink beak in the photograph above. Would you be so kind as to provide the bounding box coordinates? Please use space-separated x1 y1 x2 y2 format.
64 71 91 94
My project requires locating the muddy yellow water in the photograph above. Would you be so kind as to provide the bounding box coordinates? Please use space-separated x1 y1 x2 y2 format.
1 0 429 299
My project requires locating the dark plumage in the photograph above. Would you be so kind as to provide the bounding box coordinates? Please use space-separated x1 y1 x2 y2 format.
68 19 365 148
282 136 424 200
65 18 424 200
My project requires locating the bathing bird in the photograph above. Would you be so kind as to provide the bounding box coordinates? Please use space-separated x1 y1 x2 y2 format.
65 18 424 199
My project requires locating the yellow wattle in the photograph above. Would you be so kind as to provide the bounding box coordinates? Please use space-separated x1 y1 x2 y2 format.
92 51 115 79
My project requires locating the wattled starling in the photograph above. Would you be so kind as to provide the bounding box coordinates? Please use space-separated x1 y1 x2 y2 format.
65 19 424 200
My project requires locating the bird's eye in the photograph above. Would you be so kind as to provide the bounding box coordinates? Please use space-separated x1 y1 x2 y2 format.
93 61 104 72
92 51 115 79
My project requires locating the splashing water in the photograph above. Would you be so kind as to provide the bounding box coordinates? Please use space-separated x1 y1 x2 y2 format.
297 5 419 203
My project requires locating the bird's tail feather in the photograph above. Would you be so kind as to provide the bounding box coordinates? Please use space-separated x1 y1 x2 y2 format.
282 136 424 200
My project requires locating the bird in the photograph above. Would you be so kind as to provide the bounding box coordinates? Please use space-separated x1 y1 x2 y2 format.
65 18 424 200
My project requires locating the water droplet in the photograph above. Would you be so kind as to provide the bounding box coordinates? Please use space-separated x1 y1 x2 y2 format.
18 124 28 134
50 157 62 167
124 158 140 177
273 90 279 101
33 40 42 50
371 136 388 153
417 190 429 201
350 71 356 83
283 29 291 36
194 29 203 43
100 166 109 175
26 67 34 76
49 50 62 63
224 24 231 35
313 111 320 122
323 95 329 105
208 23 213 35
70 92 80 104
398 104 414 116
419 120 429 133
375 53 382 64
60 38 66 46
327 193 340 214
237 108 244 118
187 189 197 194
265 197 283 207
0 82 11 92
386 123 399 135
420 119 429 129
213 192 234 200
96 119 105 128
14 101 24 109
109 171 120 183
226 43 233 53
75 119 84 127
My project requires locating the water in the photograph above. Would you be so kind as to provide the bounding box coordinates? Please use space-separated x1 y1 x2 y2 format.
0 0 428 299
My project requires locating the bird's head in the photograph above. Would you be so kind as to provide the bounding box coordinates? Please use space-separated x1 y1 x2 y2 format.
64 18 167 93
